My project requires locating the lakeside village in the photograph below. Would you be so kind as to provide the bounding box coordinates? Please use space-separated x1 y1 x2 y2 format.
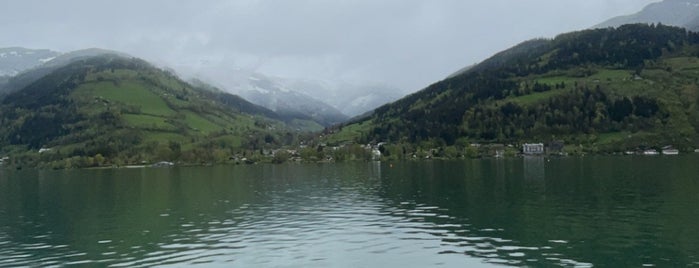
242 141 695 165
1 140 698 169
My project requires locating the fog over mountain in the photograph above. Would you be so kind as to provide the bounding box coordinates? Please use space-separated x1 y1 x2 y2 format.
596 0 699 31
0 0 658 115
0 47 59 77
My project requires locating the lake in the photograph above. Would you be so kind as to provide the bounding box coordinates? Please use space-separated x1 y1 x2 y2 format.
1 155 699 267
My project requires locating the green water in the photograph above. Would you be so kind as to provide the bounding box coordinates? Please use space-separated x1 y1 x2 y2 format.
1 155 699 267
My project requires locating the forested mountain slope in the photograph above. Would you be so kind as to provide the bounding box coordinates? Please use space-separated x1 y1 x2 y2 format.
0 55 293 168
326 24 699 153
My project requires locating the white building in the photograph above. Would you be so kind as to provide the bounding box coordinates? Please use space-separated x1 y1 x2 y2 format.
523 143 544 155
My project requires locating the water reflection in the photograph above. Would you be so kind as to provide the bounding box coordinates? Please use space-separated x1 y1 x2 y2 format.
0 156 698 267
378 156 699 267
523 156 545 181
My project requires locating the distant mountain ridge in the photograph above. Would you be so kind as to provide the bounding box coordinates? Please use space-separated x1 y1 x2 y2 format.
0 48 128 95
284 79 407 117
595 0 699 31
229 76 406 119
0 47 60 77
235 74 349 127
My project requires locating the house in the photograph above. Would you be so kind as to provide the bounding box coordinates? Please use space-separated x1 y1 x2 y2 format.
523 143 544 155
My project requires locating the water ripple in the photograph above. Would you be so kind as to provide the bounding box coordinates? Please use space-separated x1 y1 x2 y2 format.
2 159 699 266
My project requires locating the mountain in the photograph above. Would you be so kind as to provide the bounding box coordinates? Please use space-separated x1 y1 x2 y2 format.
0 47 324 132
285 79 407 117
0 47 60 77
324 24 699 155
339 88 401 117
189 78 325 131
226 73 349 126
0 48 127 96
0 47 60 92
595 0 699 31
0 54 292 168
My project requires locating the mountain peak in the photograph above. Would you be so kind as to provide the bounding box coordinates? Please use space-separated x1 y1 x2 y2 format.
595 0 699 31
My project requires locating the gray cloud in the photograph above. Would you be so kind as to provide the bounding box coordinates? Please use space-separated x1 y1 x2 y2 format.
0 0 659 92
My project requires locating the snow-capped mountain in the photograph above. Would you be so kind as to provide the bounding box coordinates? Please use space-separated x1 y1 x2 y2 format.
337 84 406 117
203 70 405 124
287 79 406 117
595 0 699 31
202 71 406 121
0 47 60 77
230 74 349 127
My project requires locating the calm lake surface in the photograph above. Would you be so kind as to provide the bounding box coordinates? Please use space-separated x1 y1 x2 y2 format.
1 155 699 267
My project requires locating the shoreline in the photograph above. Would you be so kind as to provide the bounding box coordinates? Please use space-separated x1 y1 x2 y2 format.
2 152 697 171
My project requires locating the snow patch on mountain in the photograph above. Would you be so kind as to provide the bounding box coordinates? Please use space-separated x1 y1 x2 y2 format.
207 73 349 126
0 47 61 79
39 57 56 63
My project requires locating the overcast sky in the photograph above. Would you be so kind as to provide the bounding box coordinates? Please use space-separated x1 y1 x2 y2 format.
0 0 659 92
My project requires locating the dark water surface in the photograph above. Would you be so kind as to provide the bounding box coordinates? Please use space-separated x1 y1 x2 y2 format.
1 155 699 267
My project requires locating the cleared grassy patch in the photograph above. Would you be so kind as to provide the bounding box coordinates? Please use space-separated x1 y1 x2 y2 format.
289 119 324 132
122 114 175 130
324 120 373 144
588 69 633 82
664 57 699 71
142 131 189 144
87 81 177 117
183 111 222 134
507 89 569 106
536 76 571 86
596 132 630 145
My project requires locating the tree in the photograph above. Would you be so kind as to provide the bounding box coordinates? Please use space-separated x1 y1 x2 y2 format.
94 154 105 166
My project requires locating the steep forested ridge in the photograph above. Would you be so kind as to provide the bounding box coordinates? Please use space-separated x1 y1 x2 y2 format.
328 24 699 153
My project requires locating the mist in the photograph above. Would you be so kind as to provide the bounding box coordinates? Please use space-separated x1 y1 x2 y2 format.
0 0 659 103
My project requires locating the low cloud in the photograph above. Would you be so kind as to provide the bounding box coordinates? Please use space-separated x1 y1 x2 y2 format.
0 0 659 92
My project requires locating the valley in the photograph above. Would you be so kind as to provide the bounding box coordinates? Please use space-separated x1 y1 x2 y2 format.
2 1 699 168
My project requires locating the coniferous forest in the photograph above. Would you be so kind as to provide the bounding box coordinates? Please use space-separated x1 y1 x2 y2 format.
327 24 699 154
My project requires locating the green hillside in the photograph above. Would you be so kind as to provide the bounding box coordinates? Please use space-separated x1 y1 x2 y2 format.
0 55 293 168
0 48 129 96
325 24 699 155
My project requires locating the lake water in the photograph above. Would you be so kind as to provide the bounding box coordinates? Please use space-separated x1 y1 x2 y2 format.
1 155 699 267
